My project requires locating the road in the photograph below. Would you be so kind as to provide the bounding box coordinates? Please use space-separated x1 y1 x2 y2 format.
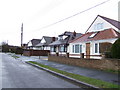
1 53 79 88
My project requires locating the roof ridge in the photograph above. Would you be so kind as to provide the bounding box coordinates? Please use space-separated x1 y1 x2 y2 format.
98 15 119 22
98 15 120 30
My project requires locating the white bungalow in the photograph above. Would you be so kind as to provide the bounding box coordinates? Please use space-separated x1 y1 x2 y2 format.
69 15 120 59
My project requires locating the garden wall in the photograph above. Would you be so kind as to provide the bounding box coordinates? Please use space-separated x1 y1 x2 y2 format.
23 50 50 56
48 56 120 71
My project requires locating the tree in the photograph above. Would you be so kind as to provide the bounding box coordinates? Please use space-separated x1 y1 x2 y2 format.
111 38 120 59
1 42 9 52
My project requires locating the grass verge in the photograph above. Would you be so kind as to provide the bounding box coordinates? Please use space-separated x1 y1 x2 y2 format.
103 69 120 74
12 55 20 59
28 61 119 88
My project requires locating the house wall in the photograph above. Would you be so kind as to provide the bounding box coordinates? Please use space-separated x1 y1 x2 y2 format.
44 46 50 50
87 16 119 33
50 46 68 56
69 38 118 59
27 41 32 47
48 56 120 71
69 42 86 58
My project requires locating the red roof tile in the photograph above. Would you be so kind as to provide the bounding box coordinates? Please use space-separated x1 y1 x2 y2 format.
70 28 120 43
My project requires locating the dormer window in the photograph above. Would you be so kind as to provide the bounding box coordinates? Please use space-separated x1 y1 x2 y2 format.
94 23 103 30
89 32 98 38
58 36 63 40
63 36 68 40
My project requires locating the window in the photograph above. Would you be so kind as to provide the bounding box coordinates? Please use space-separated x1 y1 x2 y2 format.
50 46 56 52
95 43 98 53
72 45 74 53
80 45 82 53
94 23 103 30
75 44 79 53
89 32 98 38
60 45 66 52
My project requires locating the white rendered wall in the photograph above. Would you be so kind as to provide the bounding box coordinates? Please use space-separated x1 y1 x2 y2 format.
87 16 119 33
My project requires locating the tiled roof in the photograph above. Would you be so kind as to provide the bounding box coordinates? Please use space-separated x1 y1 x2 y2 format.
50 31 82 46
36 36 58 46
70 28 120 43
30 39 41 46
99 15 120 30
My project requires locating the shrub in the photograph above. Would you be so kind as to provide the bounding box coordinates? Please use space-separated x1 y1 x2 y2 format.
2 44 9 52
15 47 23 55
111 38 120 59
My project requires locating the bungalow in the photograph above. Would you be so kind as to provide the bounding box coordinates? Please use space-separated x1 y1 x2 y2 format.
69 15 120 59
27 39 41 49
49 31 82 56
35 36 57 50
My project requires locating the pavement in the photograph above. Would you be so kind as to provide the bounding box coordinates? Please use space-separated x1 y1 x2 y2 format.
9 53 120 85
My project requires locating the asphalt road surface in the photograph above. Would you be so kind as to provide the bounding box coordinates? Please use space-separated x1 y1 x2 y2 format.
1 53 79 88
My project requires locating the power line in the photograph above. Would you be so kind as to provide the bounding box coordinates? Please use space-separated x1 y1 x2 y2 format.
35 0 110 31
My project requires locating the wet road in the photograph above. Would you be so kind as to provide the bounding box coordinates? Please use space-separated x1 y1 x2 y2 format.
1 53 79 88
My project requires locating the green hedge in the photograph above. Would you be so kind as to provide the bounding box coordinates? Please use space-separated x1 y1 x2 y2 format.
111 38 120 59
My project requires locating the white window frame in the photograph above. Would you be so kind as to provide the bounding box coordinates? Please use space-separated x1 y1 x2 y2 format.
94 43 99 53
80 44 82 53
75 44 80 53
72 45 75 53
94 23 103 30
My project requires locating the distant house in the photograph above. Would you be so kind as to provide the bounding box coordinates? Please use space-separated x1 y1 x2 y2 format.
69 15 120 59
35 36 57 50
49 31 82 56
27 39 41 49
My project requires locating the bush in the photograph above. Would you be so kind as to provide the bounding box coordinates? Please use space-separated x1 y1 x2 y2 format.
111 38 120 59
15 47 23 55
104 51 112 58
2 44 9 52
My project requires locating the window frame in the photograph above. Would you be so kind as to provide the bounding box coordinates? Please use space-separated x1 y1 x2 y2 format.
75 44 80 53
80 44 82 53
94 23 103 30
95 43 99 53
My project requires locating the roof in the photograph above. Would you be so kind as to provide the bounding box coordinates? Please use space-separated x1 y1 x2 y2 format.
28 39 41 47
49 39 66 46
99 15 120 30
86 15 120 33
70 28 120 43
50 31 82 46
36 36 57 46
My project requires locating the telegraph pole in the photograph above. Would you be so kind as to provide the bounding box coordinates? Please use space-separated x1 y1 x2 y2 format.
21 23 23 47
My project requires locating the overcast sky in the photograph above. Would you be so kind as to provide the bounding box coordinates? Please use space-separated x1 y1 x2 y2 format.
0 0 119 46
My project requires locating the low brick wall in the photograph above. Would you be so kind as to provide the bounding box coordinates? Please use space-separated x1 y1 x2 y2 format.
48 56 120 70
23 50 50 56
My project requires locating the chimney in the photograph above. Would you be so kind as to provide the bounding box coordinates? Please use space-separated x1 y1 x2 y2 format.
52 37 56 42
73 30 76 37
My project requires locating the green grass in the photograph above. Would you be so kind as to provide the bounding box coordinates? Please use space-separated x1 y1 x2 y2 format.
12 55 20 59
103 69 120 74
28 61 120 88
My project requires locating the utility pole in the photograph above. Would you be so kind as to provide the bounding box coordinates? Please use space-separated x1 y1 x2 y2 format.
118 1 120 22
21 23 23 47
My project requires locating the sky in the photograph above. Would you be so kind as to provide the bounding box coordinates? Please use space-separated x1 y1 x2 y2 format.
0 0 119 46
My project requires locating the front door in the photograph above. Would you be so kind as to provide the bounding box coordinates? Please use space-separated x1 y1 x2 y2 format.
86 43 90 58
